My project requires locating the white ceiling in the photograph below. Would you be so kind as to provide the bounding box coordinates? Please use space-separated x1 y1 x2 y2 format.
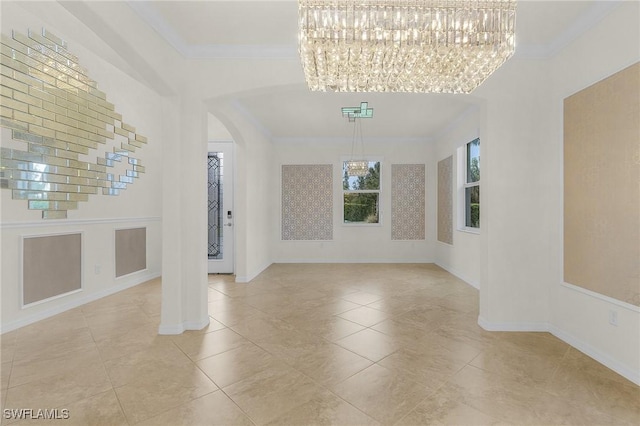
149 1 298 46
129 0 618 140
236 89 478 141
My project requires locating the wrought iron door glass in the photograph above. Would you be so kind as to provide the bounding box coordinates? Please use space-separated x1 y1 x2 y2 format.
207 152 223 259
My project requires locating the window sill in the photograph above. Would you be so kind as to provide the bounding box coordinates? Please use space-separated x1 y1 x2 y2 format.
458 227 480 235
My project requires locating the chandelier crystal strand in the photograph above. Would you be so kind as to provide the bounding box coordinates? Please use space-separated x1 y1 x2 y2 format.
347 117 369 177
298 0 516 93
344 103 371 177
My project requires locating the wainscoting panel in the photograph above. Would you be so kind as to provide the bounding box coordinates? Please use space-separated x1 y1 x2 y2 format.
437 155 454 244
115 227 146 277
22 233 82 305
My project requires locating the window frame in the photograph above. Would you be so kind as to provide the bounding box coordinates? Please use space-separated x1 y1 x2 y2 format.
459 138 480 233
341 158 382 226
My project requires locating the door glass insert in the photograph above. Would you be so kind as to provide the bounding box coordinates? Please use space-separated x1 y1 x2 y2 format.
208 152 223 259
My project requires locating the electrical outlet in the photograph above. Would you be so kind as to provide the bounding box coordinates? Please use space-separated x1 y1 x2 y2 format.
608 310 618 326
94 264 101 275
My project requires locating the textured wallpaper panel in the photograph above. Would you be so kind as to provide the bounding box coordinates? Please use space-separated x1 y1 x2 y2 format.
564 62 640 306
115 227 147 277
23 233 81 305
282 165 333 240
391 164 425 240
438 156 454 244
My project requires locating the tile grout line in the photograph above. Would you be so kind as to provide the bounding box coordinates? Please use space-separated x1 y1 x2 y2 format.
81 305 132 426
213 310 381 424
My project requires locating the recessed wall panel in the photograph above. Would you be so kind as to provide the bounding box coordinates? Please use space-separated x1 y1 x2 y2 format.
23 233 81 305
391 164 425 240
115 227 146 277
437 156 454 245
564 62 640 306
282 165 333 240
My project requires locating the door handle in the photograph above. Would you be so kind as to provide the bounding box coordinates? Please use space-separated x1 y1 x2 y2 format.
224 222 233 227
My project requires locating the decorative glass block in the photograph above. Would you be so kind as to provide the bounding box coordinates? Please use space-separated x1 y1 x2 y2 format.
0 28 149 218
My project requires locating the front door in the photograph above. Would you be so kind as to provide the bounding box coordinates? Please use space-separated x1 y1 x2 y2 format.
207 142 234 274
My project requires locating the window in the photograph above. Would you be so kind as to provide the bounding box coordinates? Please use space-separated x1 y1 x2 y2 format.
464 138 480 228
343 161 380 224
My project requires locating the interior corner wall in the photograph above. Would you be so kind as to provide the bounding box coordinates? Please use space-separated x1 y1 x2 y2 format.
471 1 639 384
433 108 482 288
470 53 557 330
1 2 163 332
271 140 434 263
548 2 640 384
210 103 274 282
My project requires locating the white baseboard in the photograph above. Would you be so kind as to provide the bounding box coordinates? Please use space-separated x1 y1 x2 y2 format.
435 262 479 289
477 316 549 332
477 316 639 386
1 270 160 334
157 323 185 335
235 261 272 283
549 324 640 386
274 259 433 264
158 317 210 335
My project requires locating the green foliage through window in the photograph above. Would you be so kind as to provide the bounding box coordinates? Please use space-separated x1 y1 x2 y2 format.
465 139 480 228
343 161 380 224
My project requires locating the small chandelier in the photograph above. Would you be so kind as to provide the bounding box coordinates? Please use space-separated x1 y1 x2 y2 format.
298 0 517 94
343 102 372 177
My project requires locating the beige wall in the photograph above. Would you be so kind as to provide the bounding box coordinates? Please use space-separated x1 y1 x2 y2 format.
564 62 640 307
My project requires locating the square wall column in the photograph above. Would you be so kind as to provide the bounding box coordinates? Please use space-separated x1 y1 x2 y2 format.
159 97 209 334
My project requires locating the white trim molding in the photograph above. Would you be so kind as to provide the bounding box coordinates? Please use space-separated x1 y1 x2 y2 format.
477 316 639 386
235 261 272 283
562 281 640 313
549 324 639 386
477 317 549 332
2 271 160 334
275 259 434 265
158 318 210 335
1 216 161 230
435 262 479 289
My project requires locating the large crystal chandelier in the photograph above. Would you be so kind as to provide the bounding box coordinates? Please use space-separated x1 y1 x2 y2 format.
298 0 517 93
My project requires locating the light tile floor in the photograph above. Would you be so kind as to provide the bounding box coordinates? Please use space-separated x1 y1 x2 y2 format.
1 263 638 425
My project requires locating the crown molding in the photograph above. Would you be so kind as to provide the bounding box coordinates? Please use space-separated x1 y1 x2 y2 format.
127 0 298 59
129 1 620 61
